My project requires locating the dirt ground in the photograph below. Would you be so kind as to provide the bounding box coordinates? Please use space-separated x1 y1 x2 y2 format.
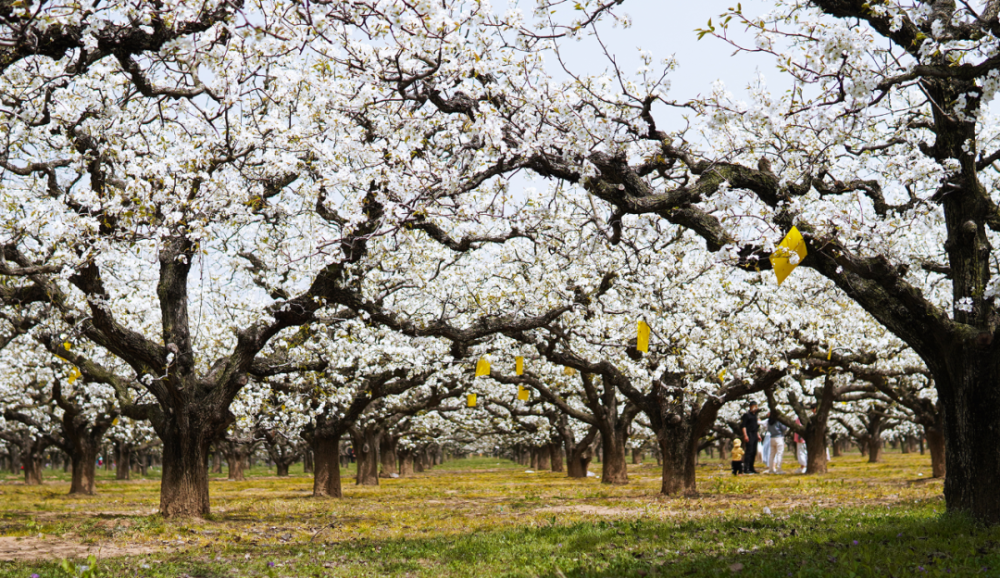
0 536 158 561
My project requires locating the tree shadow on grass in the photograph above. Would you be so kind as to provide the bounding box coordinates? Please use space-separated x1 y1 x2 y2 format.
5 504 1000 578
366 506 1000 578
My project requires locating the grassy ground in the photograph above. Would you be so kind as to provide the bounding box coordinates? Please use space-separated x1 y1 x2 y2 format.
0 450 993 577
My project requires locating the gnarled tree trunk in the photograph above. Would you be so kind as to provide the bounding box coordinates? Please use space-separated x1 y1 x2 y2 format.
537 445 551 471
804 424 828 474
398 446 414 476
867 436 882 463
22 452 42 485
225 443 249 481
659 432 696 495
159 428 212 517
599 430 628 484
351 427 380 486
310 435 342 498
69 437 99 495
926 426 946 479
115 442 131 480
549 443 563 472
303 449 313 474
380 435 398 477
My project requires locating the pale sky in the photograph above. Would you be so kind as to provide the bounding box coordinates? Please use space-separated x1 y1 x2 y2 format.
521 0 790 114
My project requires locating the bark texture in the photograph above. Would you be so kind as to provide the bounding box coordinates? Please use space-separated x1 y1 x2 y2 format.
310 436 342 498
352 427 380 486
380 435 399 477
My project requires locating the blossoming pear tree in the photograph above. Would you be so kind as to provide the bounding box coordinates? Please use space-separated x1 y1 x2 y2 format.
0 0 591 516
478 0 1000 521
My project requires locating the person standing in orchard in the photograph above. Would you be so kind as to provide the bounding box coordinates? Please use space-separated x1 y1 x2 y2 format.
741 403 762 474
731 439 745 476
760 412 772 468
795 418 808 474
766 416 789 474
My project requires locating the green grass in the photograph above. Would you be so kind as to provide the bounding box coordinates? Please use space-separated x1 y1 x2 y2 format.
0 451 990 577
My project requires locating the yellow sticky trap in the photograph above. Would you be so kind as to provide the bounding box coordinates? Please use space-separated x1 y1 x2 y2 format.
769 226 807 285
827 345 833 360
515 356 524 376
517 386 529 401
718 369 726 383
637 320 650 353
63 342 71 351
112 418 119 426
467 394 477 407
563 366 576 376
67 367 82 384
475 357 490 377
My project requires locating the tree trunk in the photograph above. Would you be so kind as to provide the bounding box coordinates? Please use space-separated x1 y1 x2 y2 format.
901 436 911 454
632 447 643 465
310 436 342 498
804 427 829 474
352 429 380 486
831 436 843 457
537 445 551 471
69 441 99 495
115 443 131 480
303 449 313 474
399 447 414 476
659 434 696 495
567 453 591 478
380 436 398 477
563 428 596 479
599 431 628 484
926 426 947 479
226 449 246 481
867 436 882 463
275 462 289 476
549 443 563 472
211 451 222 474
22 454 42 485
158 430 211 517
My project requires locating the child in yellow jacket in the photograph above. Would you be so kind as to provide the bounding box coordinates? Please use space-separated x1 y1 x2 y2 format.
731 439 745 475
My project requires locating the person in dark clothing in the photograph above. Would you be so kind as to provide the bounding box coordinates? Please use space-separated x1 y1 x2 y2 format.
741 402 762 474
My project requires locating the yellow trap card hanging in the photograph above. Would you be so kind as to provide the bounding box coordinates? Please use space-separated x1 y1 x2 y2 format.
770 226 807 285
637 320 650 353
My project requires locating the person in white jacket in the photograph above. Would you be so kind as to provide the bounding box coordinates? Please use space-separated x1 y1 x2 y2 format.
766 417 788 474
794 418 808 474
760 414 772 469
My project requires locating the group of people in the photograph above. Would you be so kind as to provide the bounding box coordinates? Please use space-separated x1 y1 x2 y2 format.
731 401 808 475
